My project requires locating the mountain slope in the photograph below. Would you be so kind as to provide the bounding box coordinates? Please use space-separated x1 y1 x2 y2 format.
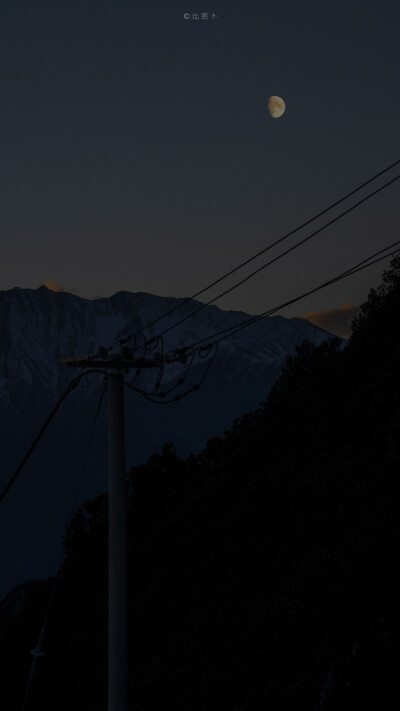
0 285 333 599
1 256 399 710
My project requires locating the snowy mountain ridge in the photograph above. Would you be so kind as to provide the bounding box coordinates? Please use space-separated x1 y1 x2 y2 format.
0 285 331 407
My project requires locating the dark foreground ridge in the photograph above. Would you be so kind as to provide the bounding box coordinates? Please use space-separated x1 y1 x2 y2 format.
1 256 400 710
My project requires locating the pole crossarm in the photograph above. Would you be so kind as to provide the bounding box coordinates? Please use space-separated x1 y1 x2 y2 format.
59 350 188 370
58 356 162 369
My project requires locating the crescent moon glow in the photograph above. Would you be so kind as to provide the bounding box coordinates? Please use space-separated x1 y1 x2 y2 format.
268 96 286 118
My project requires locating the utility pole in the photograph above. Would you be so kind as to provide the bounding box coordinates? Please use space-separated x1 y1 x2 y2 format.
107 368 127 711
59 349 166 711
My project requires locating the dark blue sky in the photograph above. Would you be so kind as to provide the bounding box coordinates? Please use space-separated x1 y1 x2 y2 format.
1 0 399 324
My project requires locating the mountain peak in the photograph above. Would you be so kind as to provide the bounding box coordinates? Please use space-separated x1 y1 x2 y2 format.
40 280 63 293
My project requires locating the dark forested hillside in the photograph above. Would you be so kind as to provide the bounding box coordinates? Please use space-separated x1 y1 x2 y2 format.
1 256 400 710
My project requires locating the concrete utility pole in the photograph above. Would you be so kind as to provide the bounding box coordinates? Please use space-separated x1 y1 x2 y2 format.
108 368 128 711
59 350 164 711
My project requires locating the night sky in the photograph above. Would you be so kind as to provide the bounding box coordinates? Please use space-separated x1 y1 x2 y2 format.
1 0 399 335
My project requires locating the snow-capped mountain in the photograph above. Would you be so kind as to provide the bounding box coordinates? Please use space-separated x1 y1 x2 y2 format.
0 285 334 600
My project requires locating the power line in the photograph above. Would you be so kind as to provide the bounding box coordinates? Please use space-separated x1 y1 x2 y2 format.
5 232 398 510
0 370 106 507
85 348 218 405
147 173 400 342
20 381 107 711
111 157 400 350
0 376 81 506
178 241 400 351
124 346 218 403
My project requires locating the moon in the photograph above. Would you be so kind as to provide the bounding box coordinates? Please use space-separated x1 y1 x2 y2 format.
268 96 286 118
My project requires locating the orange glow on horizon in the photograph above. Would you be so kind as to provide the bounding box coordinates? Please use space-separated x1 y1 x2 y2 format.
41 280 62 292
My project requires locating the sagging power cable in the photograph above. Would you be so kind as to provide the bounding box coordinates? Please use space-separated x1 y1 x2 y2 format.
0 370 108 507
148 173 400 342
20 380 107 710
0 376 81 506
179 241 400 351
110 158 400 350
